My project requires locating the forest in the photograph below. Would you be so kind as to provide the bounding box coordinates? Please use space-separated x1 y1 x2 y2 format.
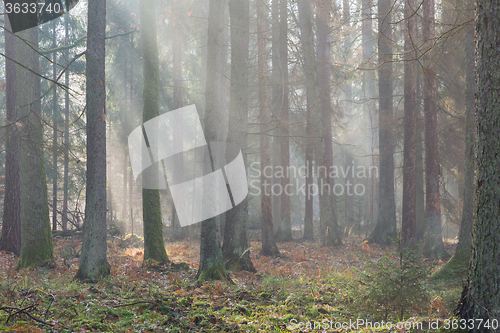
0 0 498 331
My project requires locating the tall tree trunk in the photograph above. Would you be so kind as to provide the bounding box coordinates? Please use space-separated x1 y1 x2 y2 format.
457 0 500 326
129 35 135 231
435 2 474 279
362 0 377 227
139 0 169 264
75 0 111 281
422 0 449 259
222 0 256 272
122 148 128 220
270 0 281 240
275 0 293 242
345 150 354 231
170 0 188 240
1 18 21 255
342 0 352 116
258 0 281 256
52 20 58 232
368 0 396 245
402 0 418 247
415 112 426 242
62 13 70 232
297 0 340 247
302 92 314 241
316 0 341 246
196 0 230 282
16 26 54 268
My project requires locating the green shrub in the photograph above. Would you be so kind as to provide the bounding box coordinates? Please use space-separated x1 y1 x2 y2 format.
356 233 434 321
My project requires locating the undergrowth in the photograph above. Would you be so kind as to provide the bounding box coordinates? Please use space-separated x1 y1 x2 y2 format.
0 238 462 332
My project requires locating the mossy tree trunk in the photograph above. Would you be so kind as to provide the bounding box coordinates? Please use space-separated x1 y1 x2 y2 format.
422 0 449 260
196 0 230 282
16 26 54 269
139 0 169 264
435 5 474 279
258 0 281 257
222 0 256 272
402 0 418 247
75 0 111 281
457 0 500 326
368 0 396 245
1 18 21 256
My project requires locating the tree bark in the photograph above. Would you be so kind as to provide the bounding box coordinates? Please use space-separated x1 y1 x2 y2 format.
196 0 230 282
222 0 256 272
274 0 293 242
258 0 281 257
298 0 340 247
52 19 58 232
62 13 70 232
139 0 169 264
75 0 111 281
402 0 418 247
1 18 21 255
170 0 188 241
422 0 449 259
368 0 397 245
457 0 500 326
316 0 341 246
16 26 54 269
302 93 314 241
436 4 474 279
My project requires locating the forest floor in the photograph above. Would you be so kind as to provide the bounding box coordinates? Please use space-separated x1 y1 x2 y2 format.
0 234 463 332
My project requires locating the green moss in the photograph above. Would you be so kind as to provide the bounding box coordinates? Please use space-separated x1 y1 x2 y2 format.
431 247 470 280
16 222 54 269
197 263 229 282
142 189 169 264
75 260 111 283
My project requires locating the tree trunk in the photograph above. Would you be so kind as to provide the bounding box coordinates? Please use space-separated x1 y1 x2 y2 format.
139 0 169 264
402 0 418 247
345 150 354 231
316 0 341 246
196 0 230 282
361 0 377 227
422 0 449 259
435 5 474 279
52 19 58 232
16 26 54 269
270 0 281 241
368 0 396 245
275 0 293 242
75 0 111 281
258 0 281 257
62 13 70 232
170 0 188 241
1 18 21 255
302 92 314 241
416 112 426 242
298 0 340 247
222 0 256 272
457 0 500 326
